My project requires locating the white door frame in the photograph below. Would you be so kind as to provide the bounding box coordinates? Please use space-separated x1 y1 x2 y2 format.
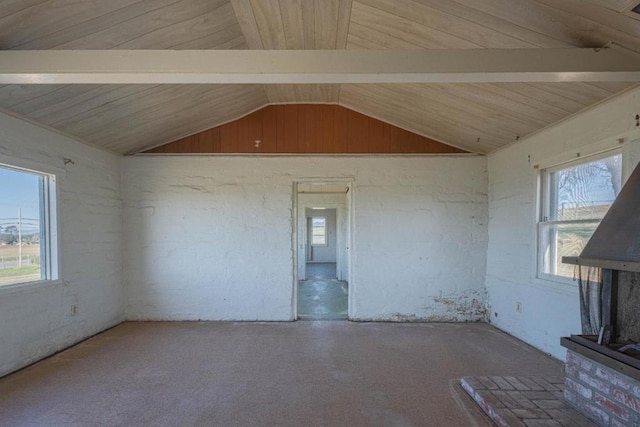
291 179 354 320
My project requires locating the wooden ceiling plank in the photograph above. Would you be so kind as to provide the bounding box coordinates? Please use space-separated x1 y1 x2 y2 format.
491 83 587 113
116 2 238 49
50 85 200 131
0 0 142 49
249 0 287 49
230 0 264 49
351 1 480 48
314 0 339 49
358 0 537 48
289 84 337 103
9 84 102 115
0 0 48 21
536 0 640 42
346 31 400 49
405 83 543 138
169 27 247 50
13 0 183 49
525 82 616 106
340 84 510 150
29 85 156 126
265 83 340 103
480 82 585 120
347 23 424 49
0 84 65 107
430 86 550 135
393 84 536 143
455 0 589 47
339 87 497 152
54 0 229 50
301 0 316 49
58 85 196 134
457 83 562 125
412 0 570 48
581 0 637 13
105 86 267 153
278 0 305 49
264 85 293 102
335 0 353 49
322 84 341 102
70 85 265 140
461 0 640 51
587 81 637 93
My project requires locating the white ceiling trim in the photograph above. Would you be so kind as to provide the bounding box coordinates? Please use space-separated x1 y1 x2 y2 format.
1 48 640 84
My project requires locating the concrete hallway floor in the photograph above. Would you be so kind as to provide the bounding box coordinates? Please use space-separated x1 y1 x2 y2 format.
305 263 337 279
299 263 348 321
0 322 563 427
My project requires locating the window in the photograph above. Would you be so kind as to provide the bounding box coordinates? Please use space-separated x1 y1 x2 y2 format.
311 216 327 246
0 164 57 287
538 152 622 282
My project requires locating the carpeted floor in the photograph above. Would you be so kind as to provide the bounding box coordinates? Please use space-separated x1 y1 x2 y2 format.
0 322 563 426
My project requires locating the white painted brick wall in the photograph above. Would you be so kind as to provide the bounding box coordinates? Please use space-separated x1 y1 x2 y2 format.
0 112 123 377
123 155 488 322
486 87 640 360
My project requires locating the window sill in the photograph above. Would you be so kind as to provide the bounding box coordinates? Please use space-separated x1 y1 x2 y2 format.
533 274 580 295
0 278 64 296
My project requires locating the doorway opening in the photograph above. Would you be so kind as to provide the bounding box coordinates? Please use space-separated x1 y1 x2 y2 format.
293 181 352 320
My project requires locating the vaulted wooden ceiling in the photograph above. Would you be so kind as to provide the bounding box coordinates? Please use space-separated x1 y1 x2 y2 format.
0 0 639 154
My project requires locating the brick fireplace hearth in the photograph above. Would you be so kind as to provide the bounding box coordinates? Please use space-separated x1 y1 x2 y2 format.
564 350 640 426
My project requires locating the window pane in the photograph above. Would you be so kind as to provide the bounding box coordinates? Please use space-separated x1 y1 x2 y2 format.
539 152 622 281
549 154 622 221
0 167 43 286
311 217 326 245
540 221 599 279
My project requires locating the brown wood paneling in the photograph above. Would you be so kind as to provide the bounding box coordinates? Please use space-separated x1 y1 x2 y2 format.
304 105 324 153
234 109 263 153
346 108 366 153
236 114 250 153
212 128 222 153
261 106 277 152
145 104 467 154
297 105 308 153
333 105 348 153
219 120 239 153
276 104 298 153
367 117 388 153
320 105 335 153
196 130 211 153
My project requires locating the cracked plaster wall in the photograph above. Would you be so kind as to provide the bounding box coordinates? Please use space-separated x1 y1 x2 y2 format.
123 155 488 322
0 111 123 377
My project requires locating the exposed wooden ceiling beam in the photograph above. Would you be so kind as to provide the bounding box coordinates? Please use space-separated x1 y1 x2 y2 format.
1 48 639 84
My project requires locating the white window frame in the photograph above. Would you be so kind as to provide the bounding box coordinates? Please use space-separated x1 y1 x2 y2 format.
0 162 59 288
310 216 328 247
536 149 622 285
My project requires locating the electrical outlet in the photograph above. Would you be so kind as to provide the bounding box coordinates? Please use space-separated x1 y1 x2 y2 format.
516 302 522 313
70 304 78 316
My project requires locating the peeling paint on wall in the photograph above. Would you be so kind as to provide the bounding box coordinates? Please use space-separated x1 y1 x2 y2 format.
353 289 487 322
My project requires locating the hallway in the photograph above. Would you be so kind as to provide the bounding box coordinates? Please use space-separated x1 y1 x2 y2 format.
298 263 348 320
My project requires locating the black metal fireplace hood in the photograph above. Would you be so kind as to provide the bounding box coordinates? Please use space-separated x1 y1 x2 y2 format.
563 162 640 273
